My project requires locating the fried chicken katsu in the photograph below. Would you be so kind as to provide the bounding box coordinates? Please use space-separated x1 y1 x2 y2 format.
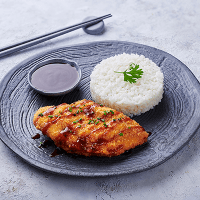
33 99 149 157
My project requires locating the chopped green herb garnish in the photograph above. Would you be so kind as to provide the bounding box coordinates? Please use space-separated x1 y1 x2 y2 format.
103 110 114 115
38 113 43 117
88 119 97 124
76 110 79 114
79 118 82 121
104 111 107 115
69 107 72 112
77 125 81 128
113 119 116 121
95 121 100 125
59 111 62 114
110 110 114 114
74 114 76 116
73 120 79 124
114 63 143 84
118 118 122 120
119 133 123 136
103 122 107 127
48 115 53 118
101 119 105 122
128 127 131 129
100 104 103 107
55 115 58 117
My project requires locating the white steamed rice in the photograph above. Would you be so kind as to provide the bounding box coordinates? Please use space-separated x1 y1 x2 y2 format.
90 53 164 116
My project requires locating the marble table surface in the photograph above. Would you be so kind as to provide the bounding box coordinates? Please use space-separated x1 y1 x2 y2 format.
1 0 200 199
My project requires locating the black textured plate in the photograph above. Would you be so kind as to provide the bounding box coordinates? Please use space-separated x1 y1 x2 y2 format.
1 41 200 176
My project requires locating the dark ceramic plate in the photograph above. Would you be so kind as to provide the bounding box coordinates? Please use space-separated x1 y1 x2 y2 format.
1 41 200 176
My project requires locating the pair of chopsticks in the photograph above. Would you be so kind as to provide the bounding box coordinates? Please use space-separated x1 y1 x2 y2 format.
0 14 112 58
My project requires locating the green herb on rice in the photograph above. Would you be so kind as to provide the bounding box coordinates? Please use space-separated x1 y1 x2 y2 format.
114 63 143 84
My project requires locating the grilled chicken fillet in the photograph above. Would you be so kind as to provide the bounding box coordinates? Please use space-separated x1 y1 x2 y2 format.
33 99 149 157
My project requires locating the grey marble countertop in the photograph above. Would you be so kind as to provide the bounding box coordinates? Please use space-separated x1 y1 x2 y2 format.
1 0 200 199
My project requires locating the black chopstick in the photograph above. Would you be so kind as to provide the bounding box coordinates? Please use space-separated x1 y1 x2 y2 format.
0 14 112 58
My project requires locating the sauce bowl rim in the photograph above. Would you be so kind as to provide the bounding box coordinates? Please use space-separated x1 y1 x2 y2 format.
28 58 82 96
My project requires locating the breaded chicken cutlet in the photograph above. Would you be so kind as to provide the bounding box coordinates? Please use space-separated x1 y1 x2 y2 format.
33 99 149 157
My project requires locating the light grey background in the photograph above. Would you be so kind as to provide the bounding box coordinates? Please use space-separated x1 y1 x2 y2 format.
1 0 200 199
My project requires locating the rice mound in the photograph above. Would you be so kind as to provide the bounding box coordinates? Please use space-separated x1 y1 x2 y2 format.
90 53 164 116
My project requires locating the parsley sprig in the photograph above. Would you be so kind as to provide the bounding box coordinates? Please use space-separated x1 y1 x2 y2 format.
114 63 143 84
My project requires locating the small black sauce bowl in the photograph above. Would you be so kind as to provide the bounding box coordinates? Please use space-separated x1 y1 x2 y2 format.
28 58 82 96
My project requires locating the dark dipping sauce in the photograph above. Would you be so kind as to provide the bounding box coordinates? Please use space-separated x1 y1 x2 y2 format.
31 63 79 93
